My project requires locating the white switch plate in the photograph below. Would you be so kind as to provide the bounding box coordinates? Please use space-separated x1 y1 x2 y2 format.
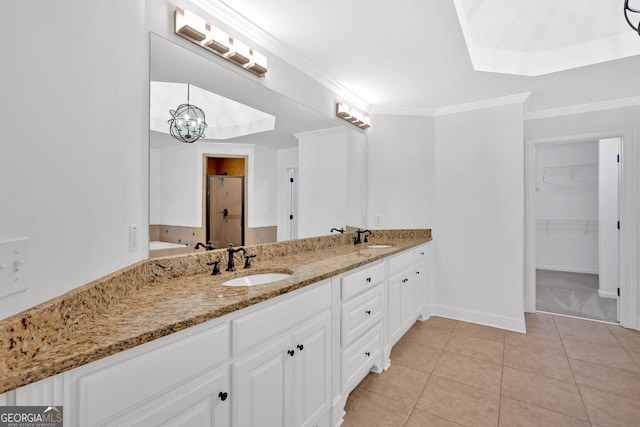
0 237 28 298
129 225 138 253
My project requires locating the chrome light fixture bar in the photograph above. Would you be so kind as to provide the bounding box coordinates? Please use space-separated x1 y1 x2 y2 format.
336 102 370 129
625 0 640 35
174 7 268 77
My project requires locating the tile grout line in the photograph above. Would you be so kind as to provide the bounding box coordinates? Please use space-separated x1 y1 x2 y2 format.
608 325 640 372
555 314 592 425
409 320 460 426
400 406 416 427
498 394 594 424
503 315 594 424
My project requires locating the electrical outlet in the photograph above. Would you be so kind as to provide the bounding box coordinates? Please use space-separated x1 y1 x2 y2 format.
0 237 28 298
374 215 382 226
129 225 138 253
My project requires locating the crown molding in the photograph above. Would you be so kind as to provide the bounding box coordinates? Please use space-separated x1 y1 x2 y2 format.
371 93 531 118
293 126 345 140
189 0 371 112
370 105 437 117
525 96 640 120
434 92 531 116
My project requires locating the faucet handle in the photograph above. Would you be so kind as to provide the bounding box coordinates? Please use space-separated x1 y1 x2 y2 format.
244 253 256 269
207 259 221 275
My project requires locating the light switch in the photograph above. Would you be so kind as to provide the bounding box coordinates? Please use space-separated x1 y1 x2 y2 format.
0 237 28 298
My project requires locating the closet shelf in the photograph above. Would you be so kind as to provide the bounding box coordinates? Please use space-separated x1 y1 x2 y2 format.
541 163 597 185
536 219 598 235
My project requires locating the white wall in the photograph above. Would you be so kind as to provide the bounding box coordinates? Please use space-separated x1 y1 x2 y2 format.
598 138 620 298
150 149 161 225
346 130 368 229
253 145 278 227
535 141 599 274
0 1 148 320
157 144 202 227
367 114 435 229
297 128 348 238
434 103 526 332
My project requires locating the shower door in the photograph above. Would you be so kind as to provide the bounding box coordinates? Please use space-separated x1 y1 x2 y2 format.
207 175 244 248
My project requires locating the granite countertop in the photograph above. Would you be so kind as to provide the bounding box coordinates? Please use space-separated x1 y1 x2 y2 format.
0 230 431 394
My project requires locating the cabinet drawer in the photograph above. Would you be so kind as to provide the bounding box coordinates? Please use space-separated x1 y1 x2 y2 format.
414 244 428 261
341 322 383 392
341 262 384 301
341 285 383 347
77 322 228 427
388 250 414 275
232 281 331 356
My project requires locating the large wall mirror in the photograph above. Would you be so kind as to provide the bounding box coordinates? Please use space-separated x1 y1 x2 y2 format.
149 34 367 258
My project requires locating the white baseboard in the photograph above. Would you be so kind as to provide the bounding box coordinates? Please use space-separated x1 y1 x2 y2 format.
598 289 618 299
426 304 526 333
536 265 599 275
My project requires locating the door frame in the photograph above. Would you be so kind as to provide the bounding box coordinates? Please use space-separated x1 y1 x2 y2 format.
524 128 638 329
202 155 248 247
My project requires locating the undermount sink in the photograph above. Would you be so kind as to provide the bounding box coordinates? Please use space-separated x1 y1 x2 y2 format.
367 244 393 249
222 273 291 287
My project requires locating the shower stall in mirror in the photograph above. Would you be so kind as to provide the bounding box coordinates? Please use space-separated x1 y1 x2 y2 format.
207 175 244 248
206 156 245 248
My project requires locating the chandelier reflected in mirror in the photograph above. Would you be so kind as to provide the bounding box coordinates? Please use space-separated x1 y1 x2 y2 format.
168 84 208 143
625 0 640 35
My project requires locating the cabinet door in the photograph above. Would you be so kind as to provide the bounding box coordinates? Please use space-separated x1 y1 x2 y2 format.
233 335 293 427
400 273 415 330
389 268 414 346
388 272 403 346
414 261 427 315
293 311 332 427
105 368 229 427
414 244 430 316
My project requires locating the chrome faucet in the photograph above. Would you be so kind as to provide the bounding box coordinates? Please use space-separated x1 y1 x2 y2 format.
226 243 246 271
354 229 372 245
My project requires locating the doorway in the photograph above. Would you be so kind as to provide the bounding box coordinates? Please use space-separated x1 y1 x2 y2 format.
525 130 639 326
205 157 246 248
533 139 619 322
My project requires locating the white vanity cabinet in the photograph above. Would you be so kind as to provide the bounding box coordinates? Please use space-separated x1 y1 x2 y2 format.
233 311 331 427
388 250 416 347
68 321 230 427
339 261 385 393
2 242 434 427
231 282 332 427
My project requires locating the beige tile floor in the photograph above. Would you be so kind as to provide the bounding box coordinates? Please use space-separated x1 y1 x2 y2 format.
342 313 640 427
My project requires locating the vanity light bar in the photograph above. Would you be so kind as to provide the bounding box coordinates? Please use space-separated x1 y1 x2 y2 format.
336 102 370 129
174 7 268 77
175 8 207 41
